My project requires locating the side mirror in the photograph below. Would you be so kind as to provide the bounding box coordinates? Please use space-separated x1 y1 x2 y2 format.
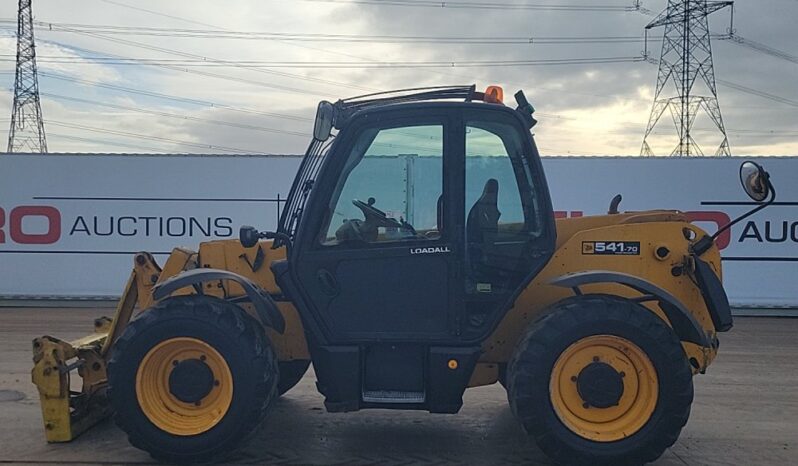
239 225 261 248
313 101 335 141
739 161 770 202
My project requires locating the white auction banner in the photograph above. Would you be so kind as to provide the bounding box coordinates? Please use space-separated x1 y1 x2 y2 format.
1 154 796 307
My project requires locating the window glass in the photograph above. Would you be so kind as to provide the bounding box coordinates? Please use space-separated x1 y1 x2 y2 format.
322 124 444 245
466 126 526 228
464 119 542 295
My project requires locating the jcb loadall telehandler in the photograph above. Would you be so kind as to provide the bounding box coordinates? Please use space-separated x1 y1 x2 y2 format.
32 85 775 465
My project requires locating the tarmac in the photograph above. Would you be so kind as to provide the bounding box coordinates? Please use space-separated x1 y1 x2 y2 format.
0 307 795 465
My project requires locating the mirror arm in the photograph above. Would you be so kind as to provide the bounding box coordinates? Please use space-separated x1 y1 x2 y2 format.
711 176 776 242
263 231 293 255
693 177 777 256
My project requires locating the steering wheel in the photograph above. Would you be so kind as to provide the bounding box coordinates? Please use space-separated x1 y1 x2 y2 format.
352 198 401 228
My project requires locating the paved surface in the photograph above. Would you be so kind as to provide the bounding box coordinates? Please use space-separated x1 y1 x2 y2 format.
0 308 795 465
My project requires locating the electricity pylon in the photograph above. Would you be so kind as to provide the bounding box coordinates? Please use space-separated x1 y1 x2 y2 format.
8 0 47 153
641 0 733 157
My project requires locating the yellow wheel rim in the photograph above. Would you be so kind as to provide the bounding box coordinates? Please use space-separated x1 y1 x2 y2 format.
135 337 233 436
549 335 658 442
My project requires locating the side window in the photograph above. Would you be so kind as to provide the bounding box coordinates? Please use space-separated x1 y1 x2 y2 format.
465 126 526 229
322 124 444 245
466 122 540 237
464 119 542 294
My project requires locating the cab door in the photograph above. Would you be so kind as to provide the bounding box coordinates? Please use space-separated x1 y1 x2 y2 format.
458 110 556 341
292 111 460 343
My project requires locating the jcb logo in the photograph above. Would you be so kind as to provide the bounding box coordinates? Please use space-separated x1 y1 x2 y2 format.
0 206 61 244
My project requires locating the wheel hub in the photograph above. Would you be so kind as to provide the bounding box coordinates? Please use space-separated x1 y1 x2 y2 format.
576 362 624 408
168 358 215 403
549 334 659 442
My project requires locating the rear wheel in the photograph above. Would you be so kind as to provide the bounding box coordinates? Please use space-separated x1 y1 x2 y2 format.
277 360 310 396
507 295 693 466
108 295 278 463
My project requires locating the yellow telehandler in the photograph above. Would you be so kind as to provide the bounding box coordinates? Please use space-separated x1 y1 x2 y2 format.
31 85 776 465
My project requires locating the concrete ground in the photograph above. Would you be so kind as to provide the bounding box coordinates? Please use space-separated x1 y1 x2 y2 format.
0 308 795 465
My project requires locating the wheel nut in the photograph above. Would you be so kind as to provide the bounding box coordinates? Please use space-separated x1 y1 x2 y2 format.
570 376 577 382
620 371 626 378
592 356 599 362
214 380 220 386
172 360 179 366
583 402 590 409
194 401 201 406
200 355 207 361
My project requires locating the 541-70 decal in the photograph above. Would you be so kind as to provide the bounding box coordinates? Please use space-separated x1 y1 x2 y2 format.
582 241 641 256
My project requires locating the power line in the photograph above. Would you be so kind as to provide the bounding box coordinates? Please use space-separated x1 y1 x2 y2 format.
0 20 657 45
39 92 310 138
2 54 645 68
46 120 267 154
724 34 798 66
717 79 798 107
94 0 402 75
88 0 626 105
88 1 380 93
637 60 798 110
34 71 312 121
18 23 378 95
47 132 168 152
34 31 356 95
15 70 567 125
7 22 647 69
90 0 649 104
300 0 637 11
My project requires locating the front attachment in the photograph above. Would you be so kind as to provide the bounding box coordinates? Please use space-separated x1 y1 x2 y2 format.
31 268 141 442
31 318 112 442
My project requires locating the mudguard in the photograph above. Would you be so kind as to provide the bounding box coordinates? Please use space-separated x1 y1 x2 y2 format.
693 257 733 332
550 270 710 348
153 268 286 334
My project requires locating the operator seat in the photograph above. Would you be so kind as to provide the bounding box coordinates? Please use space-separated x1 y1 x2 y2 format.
466 179 500 276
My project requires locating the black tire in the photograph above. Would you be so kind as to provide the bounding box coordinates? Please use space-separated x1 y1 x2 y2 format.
507 295 693 466
277 360 311 396
107 295 279 463
497 363 508 390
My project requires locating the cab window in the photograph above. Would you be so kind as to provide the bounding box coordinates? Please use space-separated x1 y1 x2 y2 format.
464 118 543 294
321 123 444 245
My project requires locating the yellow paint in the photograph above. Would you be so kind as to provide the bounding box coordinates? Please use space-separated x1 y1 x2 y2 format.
127 241 310 361
193 240 309 360
478 213 720 379
31 329 111 442
31 209 726 443
197 240 285 296
135 337 233 436
549 335 658 442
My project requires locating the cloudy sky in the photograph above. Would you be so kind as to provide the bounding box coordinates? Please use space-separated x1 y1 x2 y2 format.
0 0 795 156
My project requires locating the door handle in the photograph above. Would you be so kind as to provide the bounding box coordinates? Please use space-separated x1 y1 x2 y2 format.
316 269 339 296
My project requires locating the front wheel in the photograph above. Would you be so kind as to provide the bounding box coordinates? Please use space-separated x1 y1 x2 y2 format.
107 296 279 463
507 295 693 466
